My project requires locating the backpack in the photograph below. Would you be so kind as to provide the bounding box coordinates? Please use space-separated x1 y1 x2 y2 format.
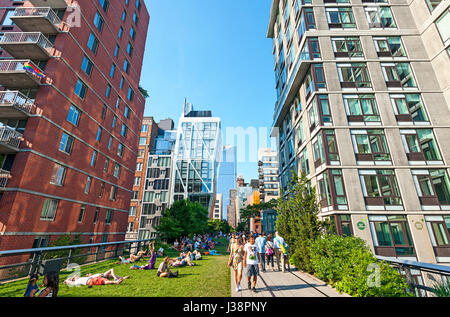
280 243 287 255
266 246 273 256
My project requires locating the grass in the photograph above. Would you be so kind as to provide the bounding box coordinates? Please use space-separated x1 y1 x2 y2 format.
0 238 231 297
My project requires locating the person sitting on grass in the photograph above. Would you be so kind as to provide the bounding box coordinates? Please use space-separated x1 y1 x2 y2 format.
157 257 178 278
64 269 129 286
118 252 143 264
193 249 202 260
37 272 59 297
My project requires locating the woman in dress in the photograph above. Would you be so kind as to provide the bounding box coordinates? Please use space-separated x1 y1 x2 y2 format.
228 237 245 292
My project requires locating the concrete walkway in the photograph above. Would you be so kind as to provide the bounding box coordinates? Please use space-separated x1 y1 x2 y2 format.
230 267 350 297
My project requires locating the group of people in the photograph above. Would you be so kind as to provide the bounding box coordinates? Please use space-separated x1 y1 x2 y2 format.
171 233 220 253
227 231 290 293
24 272 60 297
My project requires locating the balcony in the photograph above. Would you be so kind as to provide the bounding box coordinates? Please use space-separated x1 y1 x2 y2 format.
10 7 61 35
0 60 43 88
29 0 68 9
0 91 34 119
0 32 53 60
0 170 11 188
0 126 22 154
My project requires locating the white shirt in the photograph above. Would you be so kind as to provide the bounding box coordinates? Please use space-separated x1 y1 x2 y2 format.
73 277 91 286
273 236 285 249
244 243 259 265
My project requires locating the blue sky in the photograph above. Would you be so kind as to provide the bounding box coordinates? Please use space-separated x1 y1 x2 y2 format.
140 0 277 182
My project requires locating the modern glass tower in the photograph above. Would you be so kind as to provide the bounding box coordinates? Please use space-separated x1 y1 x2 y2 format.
218 145 237 220
267 0 450 272
170 100 223 213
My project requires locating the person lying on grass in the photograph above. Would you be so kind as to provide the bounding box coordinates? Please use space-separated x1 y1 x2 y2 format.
64 269 129 286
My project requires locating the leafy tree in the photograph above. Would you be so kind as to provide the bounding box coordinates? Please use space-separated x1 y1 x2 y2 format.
239 199 278 224
156 199 208 241
207 219 231 234
275 172 323 273
138 86 149 98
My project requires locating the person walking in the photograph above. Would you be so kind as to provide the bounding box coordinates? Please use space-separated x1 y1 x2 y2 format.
243 235 260 293
255 232 267 273
273 231 286 272
228 237 245 292
265 234 275 271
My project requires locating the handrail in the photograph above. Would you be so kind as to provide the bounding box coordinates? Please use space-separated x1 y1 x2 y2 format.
0 32 53 50
0 169 10 188
0 59 44 75
0 238 154 256
0 91 34 115
0 126 22 148
13 7 61 26
376 256 450 275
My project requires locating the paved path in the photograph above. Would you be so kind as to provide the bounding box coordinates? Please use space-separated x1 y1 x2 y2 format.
230 267 350 297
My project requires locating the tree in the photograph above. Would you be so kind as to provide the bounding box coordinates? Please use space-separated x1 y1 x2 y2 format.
239 199 278 224
275 172 323 273
207 219 231 234
138 86 149 98
156 199 208 241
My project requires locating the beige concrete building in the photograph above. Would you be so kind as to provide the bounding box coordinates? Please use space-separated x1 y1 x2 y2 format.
267 0 450 270
258 148 280 202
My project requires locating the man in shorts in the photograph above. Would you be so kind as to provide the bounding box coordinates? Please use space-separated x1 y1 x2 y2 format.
243 235 260 293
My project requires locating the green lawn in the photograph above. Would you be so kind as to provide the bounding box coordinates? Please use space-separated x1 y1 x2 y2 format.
0 238 231 297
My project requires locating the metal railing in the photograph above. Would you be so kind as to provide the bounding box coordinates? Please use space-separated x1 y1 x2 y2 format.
0 59 43 77
0 126 22 149
13 7 62 26
0 32 53 51
0 169 10 188
0 238 154 283
0 91 34 115
377 256 450 297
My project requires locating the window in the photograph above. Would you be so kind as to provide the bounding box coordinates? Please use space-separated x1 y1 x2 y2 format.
93 208 99 223
136 0 141 11
40 199 59 221
134 177 141 186
127 88 134 101
101 104 107 120
98 0 109 12
110 63 116 78
436 10 450 43
381 63 416 88
108 136 112 150
117 143 124 157
121 124 128 138
351 129 391 161
317 169 348 209
359 170 402 207
114 45 119 57
75 79 87 99
308 94 332 130
412 170 450 207
136 162 143 171
127 42 133 56
67 105 80 126
85 176 92 193
312 130 339 166
130 26 136 40
335 214 353 237
105 209 113 224
343 94 380 124
116 97 120 108
1 10 14 26
99 181 105 197
81 55 93 76
139 137 146 145
425 0 443 12
93 11 104 32
122 10 127 22
78 205 86 222
400 129 442 162
297 8 316 42
113 163 121 178
390 94 428 123
106 84 111 97
124 105 130 119
337 63 372 88
112 116 117 128
373 37 406 57
120 77 124 90
110 186 117 200
118 27 123 39
104 158 109 172
50 164 66 186
123 59 130 73
331 37 363 58
425 216 450 258
133 12 139 25
91 151 97 166
325 8 356 29
59 133 74 154
129 206 137 216
87 33 99 54
96 126 102 142
369 215 415 257
365 6 396 29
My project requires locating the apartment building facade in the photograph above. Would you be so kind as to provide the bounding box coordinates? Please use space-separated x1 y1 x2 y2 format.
0 0 149 255
267 0 450 269
258 147 280 202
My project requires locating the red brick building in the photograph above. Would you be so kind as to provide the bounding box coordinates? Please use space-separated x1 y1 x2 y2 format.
0 0 149 256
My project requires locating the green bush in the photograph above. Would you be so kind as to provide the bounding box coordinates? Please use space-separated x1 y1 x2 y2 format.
310 234 411 297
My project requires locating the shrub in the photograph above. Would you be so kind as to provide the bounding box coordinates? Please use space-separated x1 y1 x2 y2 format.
431 278 450 297
311 234 410 297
